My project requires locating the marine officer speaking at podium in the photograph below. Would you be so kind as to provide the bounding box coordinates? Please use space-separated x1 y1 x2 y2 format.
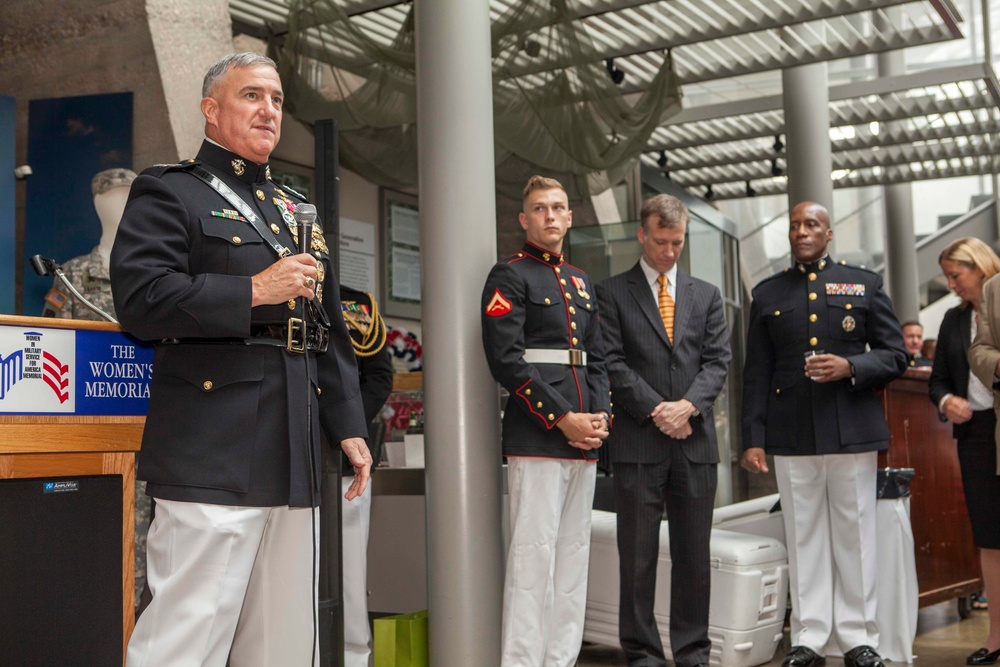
111 52 371 666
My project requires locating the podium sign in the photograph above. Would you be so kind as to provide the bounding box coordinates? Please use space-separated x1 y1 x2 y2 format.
0 314 148 665
0 323 152 414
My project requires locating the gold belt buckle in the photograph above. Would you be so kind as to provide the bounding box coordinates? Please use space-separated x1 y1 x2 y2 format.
568 349 584 366
286 317 306 353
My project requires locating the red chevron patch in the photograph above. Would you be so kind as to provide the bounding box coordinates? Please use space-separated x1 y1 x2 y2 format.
485 289 513 317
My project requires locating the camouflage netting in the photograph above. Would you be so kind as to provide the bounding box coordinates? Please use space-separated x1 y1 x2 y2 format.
270 0 682 198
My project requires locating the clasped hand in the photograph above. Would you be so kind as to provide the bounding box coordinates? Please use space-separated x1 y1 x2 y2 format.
651 399 695 439
558 411 609 450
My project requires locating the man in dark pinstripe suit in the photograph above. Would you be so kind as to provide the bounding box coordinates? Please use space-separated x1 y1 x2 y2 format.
596 194 731 667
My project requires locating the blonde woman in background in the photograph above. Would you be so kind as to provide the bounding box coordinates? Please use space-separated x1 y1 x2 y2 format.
930 237 1000 665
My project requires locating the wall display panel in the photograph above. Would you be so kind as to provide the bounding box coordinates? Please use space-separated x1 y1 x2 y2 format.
0 96 14 314
24 92 132 316
380 188 421 320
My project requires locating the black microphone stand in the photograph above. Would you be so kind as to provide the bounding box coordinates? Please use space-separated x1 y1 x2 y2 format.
29 254 118 324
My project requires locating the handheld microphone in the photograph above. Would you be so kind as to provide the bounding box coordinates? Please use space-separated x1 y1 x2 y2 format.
296 203 317 255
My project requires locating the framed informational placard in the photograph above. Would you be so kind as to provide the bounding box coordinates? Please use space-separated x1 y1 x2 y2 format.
268 158 314 201
380 189 421 319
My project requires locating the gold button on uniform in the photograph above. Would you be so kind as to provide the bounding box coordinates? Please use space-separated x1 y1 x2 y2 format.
203 380 213 391
845 303 853 310
809 293 817 301
564 292 572 300
256 190 265 200
585 303 592 310
288 299 296 310
554 267 561 273
775 388 781 395
569 307 576 314
810 337 818 346
536 402 543 408
572 337 578 345
548 413 555 421
560 279 567 285
525 389 532 396
810 314 818 323
232 236 241 244
808 272 817 281
271 224 281 234
544 298 551 305
774 310 781 316
571 322 577 330
316 387 322 395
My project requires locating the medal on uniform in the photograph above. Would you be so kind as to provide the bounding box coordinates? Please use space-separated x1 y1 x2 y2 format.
842 315 856 332
273 197 298 237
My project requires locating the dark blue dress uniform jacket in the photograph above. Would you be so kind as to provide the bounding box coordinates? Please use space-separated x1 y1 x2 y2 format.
481 242 612 460
111 140 368 508
741 256 907 456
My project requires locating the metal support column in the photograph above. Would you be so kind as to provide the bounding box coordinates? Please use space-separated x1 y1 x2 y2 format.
983 0 1000 238
877 26 921 320
783 61 834 211
414 2 504 666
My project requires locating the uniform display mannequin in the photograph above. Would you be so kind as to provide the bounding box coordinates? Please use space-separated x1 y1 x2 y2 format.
42 168 136 320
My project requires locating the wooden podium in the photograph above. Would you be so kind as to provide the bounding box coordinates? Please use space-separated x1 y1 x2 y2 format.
0 314 146 664
880 368 983 608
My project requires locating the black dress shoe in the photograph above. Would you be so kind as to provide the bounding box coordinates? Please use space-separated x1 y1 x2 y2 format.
781 646 825 667
968 647 1000 665
844 645 884 667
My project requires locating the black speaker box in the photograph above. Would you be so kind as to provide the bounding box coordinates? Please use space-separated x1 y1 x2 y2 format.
0 474 123 665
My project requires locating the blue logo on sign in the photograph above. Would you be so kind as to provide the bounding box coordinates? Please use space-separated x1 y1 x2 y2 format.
44 482 54 491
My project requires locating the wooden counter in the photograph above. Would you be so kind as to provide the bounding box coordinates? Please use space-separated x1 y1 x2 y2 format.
880 369 982 607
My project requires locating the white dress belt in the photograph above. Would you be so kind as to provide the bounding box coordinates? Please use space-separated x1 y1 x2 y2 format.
522 348 587 366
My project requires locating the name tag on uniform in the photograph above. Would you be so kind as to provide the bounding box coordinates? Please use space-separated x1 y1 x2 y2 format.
826 283 865 296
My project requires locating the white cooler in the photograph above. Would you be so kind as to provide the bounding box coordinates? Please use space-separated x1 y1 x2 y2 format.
585 510 789 667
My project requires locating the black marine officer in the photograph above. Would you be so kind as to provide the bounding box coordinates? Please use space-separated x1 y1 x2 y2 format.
740 201 906 667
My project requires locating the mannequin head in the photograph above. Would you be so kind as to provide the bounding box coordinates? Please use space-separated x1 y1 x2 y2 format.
91 168 136 268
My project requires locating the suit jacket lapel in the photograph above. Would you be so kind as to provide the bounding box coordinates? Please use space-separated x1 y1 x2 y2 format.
672 270 695 349
626 263 671 347
961 305 973 355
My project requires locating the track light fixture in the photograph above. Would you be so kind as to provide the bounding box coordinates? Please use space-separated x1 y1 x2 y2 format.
605 58 625 85
705 184 714 200
657 150 667 168
771 158 783 177
521 38 541 58
745 180 756 197
773 134 784 153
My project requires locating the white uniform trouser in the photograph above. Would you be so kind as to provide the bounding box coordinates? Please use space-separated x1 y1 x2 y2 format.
341 477 373 667
126 499 319 667
775 452 879 655
502 456 597 667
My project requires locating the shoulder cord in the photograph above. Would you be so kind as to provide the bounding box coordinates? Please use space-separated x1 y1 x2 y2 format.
345 292 388 357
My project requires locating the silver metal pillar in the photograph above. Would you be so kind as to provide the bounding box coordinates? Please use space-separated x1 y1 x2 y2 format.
783 62 834 211
878 27 921 320
415 2 504 666
983 0 1000 238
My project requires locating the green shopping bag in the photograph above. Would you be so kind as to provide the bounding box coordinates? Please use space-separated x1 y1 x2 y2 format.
373 609 429 667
